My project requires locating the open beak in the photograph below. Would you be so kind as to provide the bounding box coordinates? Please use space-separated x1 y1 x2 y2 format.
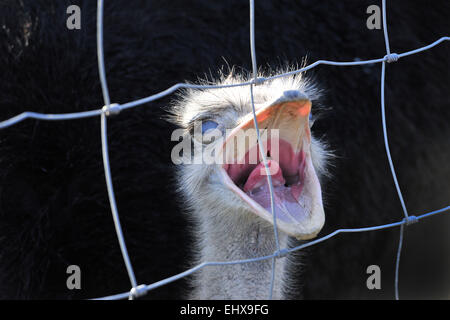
218 90 325 240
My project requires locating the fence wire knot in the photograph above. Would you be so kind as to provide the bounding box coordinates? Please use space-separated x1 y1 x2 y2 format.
253 77 266 85
384 53 400 63
129 284 146 300
102 103 121 116
275 248 290 259
404 215 419 226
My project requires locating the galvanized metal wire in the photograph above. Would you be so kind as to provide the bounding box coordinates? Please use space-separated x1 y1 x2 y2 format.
96 0 138 297
0 0 449 300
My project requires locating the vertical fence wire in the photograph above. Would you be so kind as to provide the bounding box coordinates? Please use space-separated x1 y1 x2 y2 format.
249 0 280 300
394 223 405 300
380 0 409 220
96 0 138 296
381 0 410 300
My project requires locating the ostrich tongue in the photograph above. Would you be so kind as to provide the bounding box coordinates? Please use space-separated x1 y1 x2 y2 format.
243 159 308 224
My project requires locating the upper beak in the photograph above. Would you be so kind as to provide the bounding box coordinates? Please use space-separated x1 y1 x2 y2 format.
223 91 311 162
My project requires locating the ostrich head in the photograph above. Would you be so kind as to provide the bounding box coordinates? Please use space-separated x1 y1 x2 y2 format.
170 70 329 241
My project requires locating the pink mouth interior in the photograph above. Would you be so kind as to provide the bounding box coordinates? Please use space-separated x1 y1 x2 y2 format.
224 139 309 223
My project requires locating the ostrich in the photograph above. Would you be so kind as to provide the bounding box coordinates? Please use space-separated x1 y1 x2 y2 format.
169 72 329 299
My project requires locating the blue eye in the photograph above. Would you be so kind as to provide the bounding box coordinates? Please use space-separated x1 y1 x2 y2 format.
309 113 315 127
201 120 219 134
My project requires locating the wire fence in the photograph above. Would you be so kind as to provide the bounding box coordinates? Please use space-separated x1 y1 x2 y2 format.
0 0 449 300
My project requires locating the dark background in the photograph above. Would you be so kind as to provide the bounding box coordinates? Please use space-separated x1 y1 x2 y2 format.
0 0 449 299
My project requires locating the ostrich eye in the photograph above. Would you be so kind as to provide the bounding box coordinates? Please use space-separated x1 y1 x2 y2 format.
201 120 219 135
309 113 315 128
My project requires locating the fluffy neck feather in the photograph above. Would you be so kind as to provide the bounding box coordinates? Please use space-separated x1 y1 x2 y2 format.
189 207 289 299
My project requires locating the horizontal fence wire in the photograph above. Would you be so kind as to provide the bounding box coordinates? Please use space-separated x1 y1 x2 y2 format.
0 0 448 300
93 206 450 301
1 36 449 130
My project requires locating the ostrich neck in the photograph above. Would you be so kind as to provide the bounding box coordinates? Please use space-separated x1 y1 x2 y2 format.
189 207 289 299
